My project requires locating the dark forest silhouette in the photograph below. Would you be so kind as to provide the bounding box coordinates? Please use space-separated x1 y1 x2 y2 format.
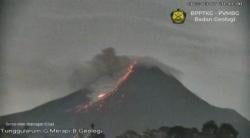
71 121 238 138
115 121 238 138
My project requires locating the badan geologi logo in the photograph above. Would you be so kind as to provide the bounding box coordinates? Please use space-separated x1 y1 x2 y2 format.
171 9 186 24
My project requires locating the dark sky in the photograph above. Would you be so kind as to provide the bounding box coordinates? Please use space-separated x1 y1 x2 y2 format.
0 0 249 119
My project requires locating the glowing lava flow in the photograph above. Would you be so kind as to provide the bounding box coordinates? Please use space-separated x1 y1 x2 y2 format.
97 93 107 99
68 60 137 113
112 60 137 93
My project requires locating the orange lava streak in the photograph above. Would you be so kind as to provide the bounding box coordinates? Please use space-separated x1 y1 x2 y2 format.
97 93 107 99
68 60 137 113
113 60 137 92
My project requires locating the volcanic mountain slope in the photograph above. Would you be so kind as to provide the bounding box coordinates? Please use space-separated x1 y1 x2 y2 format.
1 64 250 138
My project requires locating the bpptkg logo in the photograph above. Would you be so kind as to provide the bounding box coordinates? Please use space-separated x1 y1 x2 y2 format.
171 9 186 24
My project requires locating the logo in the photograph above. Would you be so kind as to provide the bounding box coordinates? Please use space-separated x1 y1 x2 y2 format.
171 9 186 24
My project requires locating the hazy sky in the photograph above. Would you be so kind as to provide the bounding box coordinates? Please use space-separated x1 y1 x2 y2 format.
0 0 249 119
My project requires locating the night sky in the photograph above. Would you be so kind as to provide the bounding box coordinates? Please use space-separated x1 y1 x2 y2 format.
0 0 249 119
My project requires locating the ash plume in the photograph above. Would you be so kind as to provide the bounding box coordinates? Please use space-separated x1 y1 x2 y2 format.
69 47 130 91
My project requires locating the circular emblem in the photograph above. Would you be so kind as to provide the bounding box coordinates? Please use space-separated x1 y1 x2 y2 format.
171 9 186 24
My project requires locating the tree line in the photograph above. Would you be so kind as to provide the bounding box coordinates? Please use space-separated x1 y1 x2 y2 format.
116 120 238 138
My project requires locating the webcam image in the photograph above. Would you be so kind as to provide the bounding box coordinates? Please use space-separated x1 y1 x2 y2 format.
0 0 249 138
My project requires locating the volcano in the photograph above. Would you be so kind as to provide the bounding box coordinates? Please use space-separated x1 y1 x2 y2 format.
0 63 250 138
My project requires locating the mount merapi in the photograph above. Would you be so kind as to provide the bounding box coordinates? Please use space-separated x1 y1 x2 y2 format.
0 64 250 138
